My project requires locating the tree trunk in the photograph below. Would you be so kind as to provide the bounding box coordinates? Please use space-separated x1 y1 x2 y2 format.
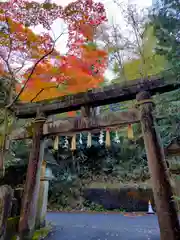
137 91 180 240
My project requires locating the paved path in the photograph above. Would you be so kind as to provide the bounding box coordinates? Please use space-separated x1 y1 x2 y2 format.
45 212 160 240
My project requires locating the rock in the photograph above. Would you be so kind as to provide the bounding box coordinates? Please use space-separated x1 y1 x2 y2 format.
0 185 13 240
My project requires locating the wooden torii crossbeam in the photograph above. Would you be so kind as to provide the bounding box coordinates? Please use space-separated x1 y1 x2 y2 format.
11 76 180 118
10 109 139 140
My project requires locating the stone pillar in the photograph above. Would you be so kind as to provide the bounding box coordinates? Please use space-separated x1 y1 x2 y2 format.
35 160 50 229
136 91 180 240
0 185 13 240
19 115 46 240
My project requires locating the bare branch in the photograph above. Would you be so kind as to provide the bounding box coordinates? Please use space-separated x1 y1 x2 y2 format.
30 89 44 102
30 81 67 102
6 31 67 108
112 0 149 79
7 48 54 107
126 5 147 78
0 13 16 104
14 52 28 74
111 23 127 81
5 13 13 64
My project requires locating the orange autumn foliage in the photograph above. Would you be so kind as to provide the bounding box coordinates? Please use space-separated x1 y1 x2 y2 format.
17 43 107 102
0 0 107 103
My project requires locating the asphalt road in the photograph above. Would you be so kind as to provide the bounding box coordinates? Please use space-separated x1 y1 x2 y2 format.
45 212 160 240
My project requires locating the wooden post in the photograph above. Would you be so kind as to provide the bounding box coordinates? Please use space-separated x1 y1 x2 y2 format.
18 115 46 240
136 91 180 240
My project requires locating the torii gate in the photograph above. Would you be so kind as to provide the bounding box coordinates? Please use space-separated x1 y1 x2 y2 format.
10 76 180 240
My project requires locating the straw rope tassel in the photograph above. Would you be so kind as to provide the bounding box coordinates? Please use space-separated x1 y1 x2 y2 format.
127 124 134 139
105 129 111 147
71 134 76 151
53 136 59 150
87 132 92 148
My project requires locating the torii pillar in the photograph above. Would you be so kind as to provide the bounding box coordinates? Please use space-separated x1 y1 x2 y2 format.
136 91 180 240
19 115 46 240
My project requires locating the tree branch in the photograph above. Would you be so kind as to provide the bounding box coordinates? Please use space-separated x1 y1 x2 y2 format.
6 31 67 108
7 48 55 107
30 81 67 102
30 89 44 102
5 13 13 64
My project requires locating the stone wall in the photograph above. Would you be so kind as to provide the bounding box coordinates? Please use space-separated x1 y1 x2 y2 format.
83 186 154 212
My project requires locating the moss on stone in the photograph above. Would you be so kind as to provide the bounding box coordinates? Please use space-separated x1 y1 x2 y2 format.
6 216 20 240
9 223 51 240
32 225 52 240
11 236 18 240
7 216 20 228
6 218 52 240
